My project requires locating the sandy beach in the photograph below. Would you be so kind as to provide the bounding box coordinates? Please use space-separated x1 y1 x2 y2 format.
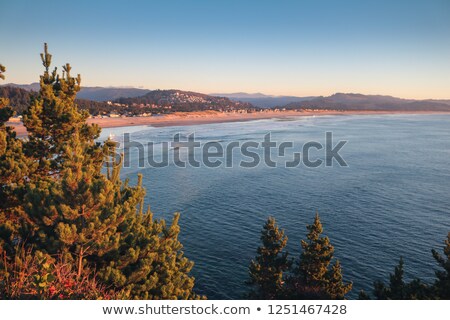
8 110 450 137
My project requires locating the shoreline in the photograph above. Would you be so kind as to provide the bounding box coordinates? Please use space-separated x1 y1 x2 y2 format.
8 110 450 136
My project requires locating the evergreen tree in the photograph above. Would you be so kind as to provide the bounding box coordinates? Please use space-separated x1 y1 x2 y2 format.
431 232 450 299
289 213 352 299
326 260 353 299
389 257 406 299
0 64 5 80
370 257 430 300
358 289 370 300
406 279 430 300
0 63 11 158
372 280 388 299
22 43 101 178
0 45 200 299
0 64 33 256
247 217 291 299
297 213 334 287
373 258 405 299
134 213 199 299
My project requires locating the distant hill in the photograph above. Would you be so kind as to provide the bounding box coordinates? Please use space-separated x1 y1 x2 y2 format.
212 92 316 108
2 83 151 102
77 87 151 101
284 93 450 111
3 83 41 92
0 86 112 115
3 84 449 113
0 86 256 115
0 86 37 114
424 99 450 106
115 89 255 112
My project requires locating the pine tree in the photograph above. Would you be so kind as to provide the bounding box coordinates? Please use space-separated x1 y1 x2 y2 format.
326 260 352 299
370 257 430 300
406 278 430 300
289 213 352 299
358 289 370 300
297 213 334 287
373 258 404 299
0 64 5 80
0 63 11 158
431 232 450 299
389 257 405 299
135 213 199 299
247 217 291 299
0 45 200 299
22 43 101 178
372 279 388 299
0 64 33 257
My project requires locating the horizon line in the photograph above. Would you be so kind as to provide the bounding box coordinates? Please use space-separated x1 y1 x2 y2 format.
2 81 449 101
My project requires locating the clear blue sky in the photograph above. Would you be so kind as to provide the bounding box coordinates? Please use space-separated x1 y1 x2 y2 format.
1 0 449 99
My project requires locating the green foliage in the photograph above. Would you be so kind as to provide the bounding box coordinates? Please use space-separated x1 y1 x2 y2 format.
326 260 353 299
373 258 406 299
0 64 11 153
365 235 450 300
22 43 101 176
0 45 200 300
247 217 291 299
389 257 406 299
368 257 430 300
0 64 34 257
289 213 352 299
431 232 450 299
247 213 352 299
365 233 450 300
0 86 117 116
0 86 37 115
297 213 334 287
0 64 5 80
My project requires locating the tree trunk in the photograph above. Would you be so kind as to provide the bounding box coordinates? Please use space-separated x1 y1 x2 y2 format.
77 247 84 279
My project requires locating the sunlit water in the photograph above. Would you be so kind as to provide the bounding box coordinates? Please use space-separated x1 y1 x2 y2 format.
100 114 450 299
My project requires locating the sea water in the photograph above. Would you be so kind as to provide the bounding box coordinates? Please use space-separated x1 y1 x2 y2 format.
100 114 450 299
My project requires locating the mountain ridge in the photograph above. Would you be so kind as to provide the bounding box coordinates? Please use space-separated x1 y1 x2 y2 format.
285 93 450 111
211 92 317 108
1 82 151 101
2 83 450 112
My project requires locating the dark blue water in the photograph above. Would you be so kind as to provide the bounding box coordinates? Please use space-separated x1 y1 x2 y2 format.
100 114 450 299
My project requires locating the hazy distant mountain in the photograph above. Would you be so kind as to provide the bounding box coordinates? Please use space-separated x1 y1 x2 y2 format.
0 86 37 114
1 85 255 114
77 87 151 101
425 99 450 106
211 92 317 108
2 83 151 101
3 83 41 92
211 92 269 99
284 93 450 111
4 84 449 112
0 85 113 115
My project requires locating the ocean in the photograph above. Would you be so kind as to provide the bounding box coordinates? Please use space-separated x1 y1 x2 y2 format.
100 114 450 299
